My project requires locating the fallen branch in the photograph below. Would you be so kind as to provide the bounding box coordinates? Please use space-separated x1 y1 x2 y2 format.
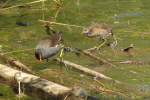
54 58 122 85
0 55 32 74
0 64 71 100
76 48 117 67
0 64 100 100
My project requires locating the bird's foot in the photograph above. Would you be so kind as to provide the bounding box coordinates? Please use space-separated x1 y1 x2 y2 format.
93 46 101 50
96 47 101 50
86 46 98 51
60 45 64 58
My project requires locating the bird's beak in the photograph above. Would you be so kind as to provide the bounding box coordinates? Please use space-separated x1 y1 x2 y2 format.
81 32 84 34
39 53 42 61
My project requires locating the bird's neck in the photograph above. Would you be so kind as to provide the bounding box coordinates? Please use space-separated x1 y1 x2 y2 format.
87 33 94 37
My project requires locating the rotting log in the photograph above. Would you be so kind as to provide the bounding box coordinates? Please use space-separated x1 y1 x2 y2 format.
76 48 117 67
54 58 122 85
0 64 71 100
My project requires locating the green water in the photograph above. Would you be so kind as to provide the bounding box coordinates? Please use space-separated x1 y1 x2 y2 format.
0 0 150 99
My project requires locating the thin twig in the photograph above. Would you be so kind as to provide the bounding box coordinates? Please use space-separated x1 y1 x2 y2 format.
0 0 10 9
0 0 47 10
39 20 83 27
63 93 69 100
94 79 106 87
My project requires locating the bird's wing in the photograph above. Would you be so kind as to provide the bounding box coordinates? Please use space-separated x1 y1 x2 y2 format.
38 37 52 47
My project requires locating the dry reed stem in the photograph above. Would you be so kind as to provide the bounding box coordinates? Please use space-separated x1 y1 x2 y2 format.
63 93 69 100
50 8 60 22
42 0 45 9
53 0 63 6
94 79 106 87
53 0 60 4
39 20 83 27
0 0 47 10
41 0 45 20
0 0 10 9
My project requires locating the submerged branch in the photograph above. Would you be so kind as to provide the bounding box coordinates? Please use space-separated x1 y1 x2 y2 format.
113 44 133 52
54 58 121 85
76 48 117 67
119 67 150 77
54 58 138 93
118 60 150 65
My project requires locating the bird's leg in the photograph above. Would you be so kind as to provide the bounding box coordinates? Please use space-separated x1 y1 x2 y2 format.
111 35 117 48
60 45 64 60
59 45 67 69
97 39 106 50
46 58 49 69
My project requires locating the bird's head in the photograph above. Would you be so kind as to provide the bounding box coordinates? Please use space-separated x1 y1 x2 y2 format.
53 31 63 41
81 27 90 34
35 49 42 60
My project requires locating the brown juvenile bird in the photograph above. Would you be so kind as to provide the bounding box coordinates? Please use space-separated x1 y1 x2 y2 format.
35 31 63 61
81 23 117 49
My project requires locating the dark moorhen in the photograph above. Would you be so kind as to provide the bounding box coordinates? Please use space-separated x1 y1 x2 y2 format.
35 31 63 61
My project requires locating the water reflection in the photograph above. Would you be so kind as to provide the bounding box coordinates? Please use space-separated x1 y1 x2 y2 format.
111 12 148 18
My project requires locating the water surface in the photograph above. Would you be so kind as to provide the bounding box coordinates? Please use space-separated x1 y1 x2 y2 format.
0 0 150 99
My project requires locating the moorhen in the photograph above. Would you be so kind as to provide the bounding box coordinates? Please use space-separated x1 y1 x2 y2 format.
35 31 63 61
81 23 117 49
